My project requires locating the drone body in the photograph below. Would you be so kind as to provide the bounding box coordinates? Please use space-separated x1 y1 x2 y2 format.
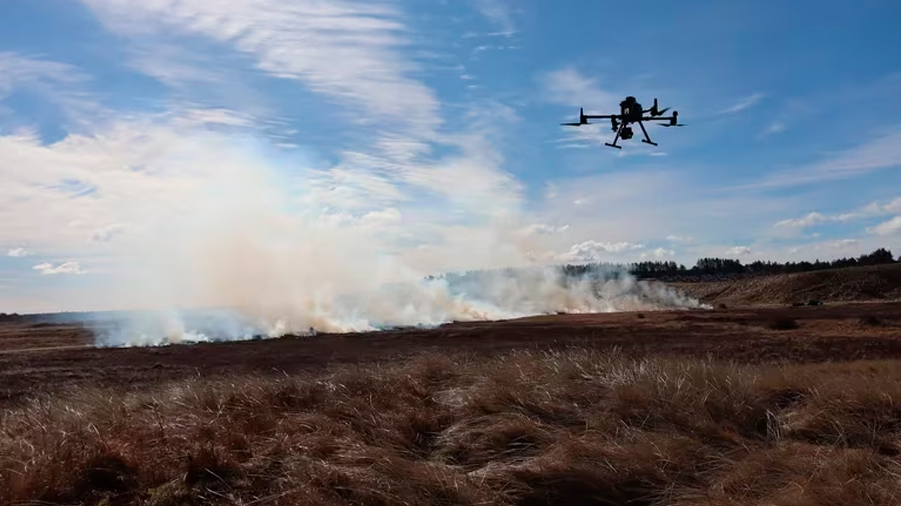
561 96 685 149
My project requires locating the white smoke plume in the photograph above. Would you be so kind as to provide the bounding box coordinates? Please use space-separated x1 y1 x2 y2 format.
59 123 707 348
92 266 707 348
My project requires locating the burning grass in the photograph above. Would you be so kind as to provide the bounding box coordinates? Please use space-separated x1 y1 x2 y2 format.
2 349 901 505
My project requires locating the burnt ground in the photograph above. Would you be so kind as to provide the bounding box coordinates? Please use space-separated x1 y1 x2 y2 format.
2 301 901 407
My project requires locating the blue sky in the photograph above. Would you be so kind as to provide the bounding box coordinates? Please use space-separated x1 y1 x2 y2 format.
1 0 900 313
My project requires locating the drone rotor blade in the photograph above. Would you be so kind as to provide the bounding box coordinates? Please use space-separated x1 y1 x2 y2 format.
657 107 670 115
560 122 583 126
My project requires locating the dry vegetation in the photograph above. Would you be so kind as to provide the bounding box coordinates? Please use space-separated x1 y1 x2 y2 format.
669 263 901 307
3 348 901 506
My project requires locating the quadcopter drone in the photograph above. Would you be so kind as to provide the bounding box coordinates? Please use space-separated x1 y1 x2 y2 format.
561 96 685 149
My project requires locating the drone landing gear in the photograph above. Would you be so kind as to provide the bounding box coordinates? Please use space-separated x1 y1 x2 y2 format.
605 122 625 149
638 121 658 147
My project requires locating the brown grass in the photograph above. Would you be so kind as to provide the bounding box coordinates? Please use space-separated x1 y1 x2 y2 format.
2 349 901 505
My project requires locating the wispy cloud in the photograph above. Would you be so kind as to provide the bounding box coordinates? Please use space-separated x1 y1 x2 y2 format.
788 238 860 255
773 197 901 232
0 51 98 123
540 67 625 149
737 131 901 190
523 224 570 236
666 235 694 244
726 246 751 256
868 216 901 236
33 261 87 275
774 211 829 230
0 52 89 98
719 92 765 115
761 121 787 137
540 67 619 110
80 0 442 139
7 248 28 258
641 247 675 259
470 0 516 34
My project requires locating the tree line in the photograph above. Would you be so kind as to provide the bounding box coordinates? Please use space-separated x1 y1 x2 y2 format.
561 247 897 281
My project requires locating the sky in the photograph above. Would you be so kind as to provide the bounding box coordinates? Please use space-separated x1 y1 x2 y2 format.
1 0 901 314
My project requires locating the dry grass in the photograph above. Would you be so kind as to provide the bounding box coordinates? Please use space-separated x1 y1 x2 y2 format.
2 349 901 505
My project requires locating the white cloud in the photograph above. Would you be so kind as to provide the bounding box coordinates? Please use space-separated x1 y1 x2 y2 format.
719 92 765 115
558 240 644 263
359 208 402 228
883 198 901 214
868 216 901 236
523 224 570 236
773 197 901 232
641 247 675 259
33 261 87 275
726 246 751 256
774 212 828 229
7 248 28 257
665 235 694 244
79 0 441 138
80 1 530 221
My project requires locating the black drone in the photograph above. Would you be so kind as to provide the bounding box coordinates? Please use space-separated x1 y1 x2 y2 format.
561 96 685 149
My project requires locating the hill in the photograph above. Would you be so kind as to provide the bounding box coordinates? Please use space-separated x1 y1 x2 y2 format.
667 263 901 307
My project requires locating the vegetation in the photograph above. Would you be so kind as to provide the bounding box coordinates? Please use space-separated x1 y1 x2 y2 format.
577 247 898 281
2 349 901 505
431 248 898 288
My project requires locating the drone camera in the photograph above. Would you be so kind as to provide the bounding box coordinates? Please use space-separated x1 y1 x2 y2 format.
621 126 634 140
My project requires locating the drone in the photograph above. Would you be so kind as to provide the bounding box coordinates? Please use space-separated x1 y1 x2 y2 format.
561 96 685 149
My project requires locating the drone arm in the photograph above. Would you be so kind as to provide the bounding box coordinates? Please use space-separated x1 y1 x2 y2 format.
583 114 618 119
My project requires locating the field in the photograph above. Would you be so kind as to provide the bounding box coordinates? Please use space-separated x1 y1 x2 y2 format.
3 270 901 505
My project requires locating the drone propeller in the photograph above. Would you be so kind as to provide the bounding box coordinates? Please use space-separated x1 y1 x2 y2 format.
660 123 686 127
560 122 584 126
656 107 670 115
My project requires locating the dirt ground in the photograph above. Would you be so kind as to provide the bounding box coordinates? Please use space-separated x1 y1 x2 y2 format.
3 301 901 407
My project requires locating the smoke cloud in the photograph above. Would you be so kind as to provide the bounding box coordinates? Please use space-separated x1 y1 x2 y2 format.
93 267 707 347
76 125 706 348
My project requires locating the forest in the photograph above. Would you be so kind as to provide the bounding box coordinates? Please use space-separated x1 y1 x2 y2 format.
560 247 897 280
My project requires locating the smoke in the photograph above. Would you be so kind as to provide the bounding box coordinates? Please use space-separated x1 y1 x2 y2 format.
93 264 708 347
82 126 706 348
